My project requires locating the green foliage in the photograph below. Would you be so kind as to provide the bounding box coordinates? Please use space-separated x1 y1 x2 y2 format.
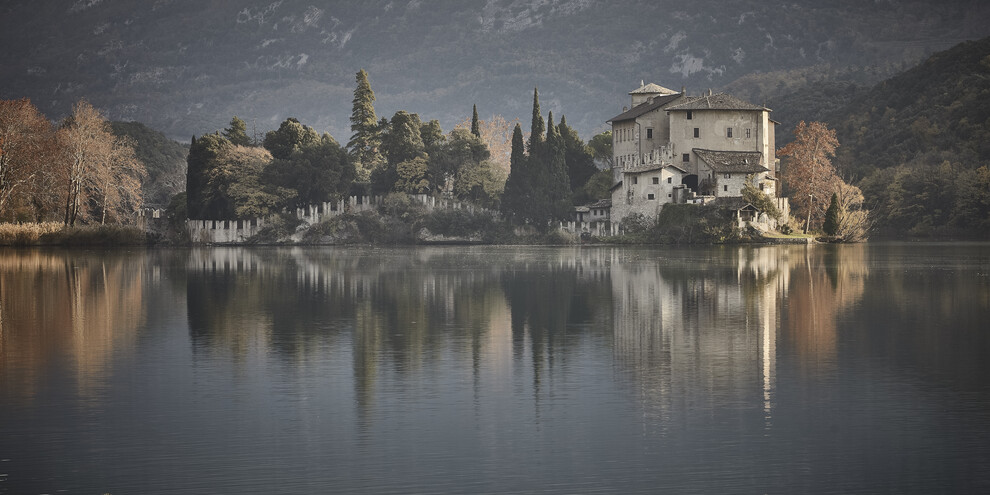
223 116 251 146
587 131 613 169
860 162 990 238
471 104 480 137
573 168 614 205
419 208 504 242
828 38 990 180
420 119 446 156
263 118 319 160
249 212 302 244
544 112 572 222
528 87 544 152
741 180 782 220
347 70 381 167
653 204 739 244
186 133 232 219
453 159 505 209
501 123 530 224
823 192 840 236
262 131 354 208
395 156 431 194
558 116 597 193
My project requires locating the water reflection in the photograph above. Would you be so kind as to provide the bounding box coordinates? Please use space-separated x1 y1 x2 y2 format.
3 244 990 493
0 249 146 401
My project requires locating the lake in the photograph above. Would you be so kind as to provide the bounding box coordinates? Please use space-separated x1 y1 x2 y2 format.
1 243 989 494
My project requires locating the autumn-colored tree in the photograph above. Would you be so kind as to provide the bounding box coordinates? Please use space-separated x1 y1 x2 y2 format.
778 121 841 231
58 100 146 226
0 98 55 220
455 113 517 177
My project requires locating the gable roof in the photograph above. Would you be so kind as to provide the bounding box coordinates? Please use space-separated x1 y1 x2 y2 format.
629 82 679 95
693 149 768 174
666 93 768 112
608 93 686 123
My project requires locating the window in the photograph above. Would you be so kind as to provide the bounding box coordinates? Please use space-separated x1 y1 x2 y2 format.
693 128 700 138
687 111 693 120
667 177 672 184
646 128 653 139
668 193 672 198
647 193 656 200
724 173 731 179
632 177 638 185
682 153 690 162
652 177 659 184
746 128 751 139
723 185 728 192
726 127 733 138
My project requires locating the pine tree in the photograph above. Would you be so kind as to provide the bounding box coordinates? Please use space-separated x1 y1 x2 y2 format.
823 192 840 236
347 70 381 171
471 104 480 137
223 116 251 146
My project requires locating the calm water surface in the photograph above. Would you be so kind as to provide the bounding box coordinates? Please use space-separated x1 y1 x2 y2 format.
1 244 989 494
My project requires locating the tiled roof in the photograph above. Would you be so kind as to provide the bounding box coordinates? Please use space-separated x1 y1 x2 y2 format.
608 93 686 123
693 149 768 173
666 93 768 112
623 163 665 174
629 83 679 95
587 199 612 209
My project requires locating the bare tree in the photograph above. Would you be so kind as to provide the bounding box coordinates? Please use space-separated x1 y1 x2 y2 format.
58 100 146 226
0 98 54 219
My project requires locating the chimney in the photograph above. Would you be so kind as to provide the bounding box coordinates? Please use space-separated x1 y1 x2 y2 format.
640 80 645 87
681 85 686 94
623 106 628 112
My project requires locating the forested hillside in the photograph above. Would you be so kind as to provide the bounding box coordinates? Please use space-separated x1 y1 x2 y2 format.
779 37 990 237
110 122 188 206
2 0 986 140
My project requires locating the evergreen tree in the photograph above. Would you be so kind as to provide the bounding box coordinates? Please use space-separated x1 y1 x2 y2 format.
471 104 480 137
263 118 319 160
528 87 544 153
502 123 530 223
223 116 251 146
374 111 425 192
544 112 571 223
823 192 840 236
185 133 233 219
557 116 597 192
347 69 382 175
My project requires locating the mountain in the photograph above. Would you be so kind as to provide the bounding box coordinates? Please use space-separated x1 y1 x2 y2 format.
775 37 990 238
2 0 988 141
110 121 188 206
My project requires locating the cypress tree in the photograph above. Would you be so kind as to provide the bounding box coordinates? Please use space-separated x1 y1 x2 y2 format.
823 192 840 236
545 112 571 223
503 123 529 224
528 87 544 153
471 104 480 137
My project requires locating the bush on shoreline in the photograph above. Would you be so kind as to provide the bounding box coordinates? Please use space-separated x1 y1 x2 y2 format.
0 223 148 246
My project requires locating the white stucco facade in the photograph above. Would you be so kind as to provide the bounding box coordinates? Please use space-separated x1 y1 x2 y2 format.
607 83 780 227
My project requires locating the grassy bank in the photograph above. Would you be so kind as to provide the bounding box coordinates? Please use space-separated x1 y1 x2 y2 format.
0 223 149 246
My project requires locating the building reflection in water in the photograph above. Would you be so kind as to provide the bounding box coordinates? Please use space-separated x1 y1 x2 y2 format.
607 244 868 432
177 245 874 433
